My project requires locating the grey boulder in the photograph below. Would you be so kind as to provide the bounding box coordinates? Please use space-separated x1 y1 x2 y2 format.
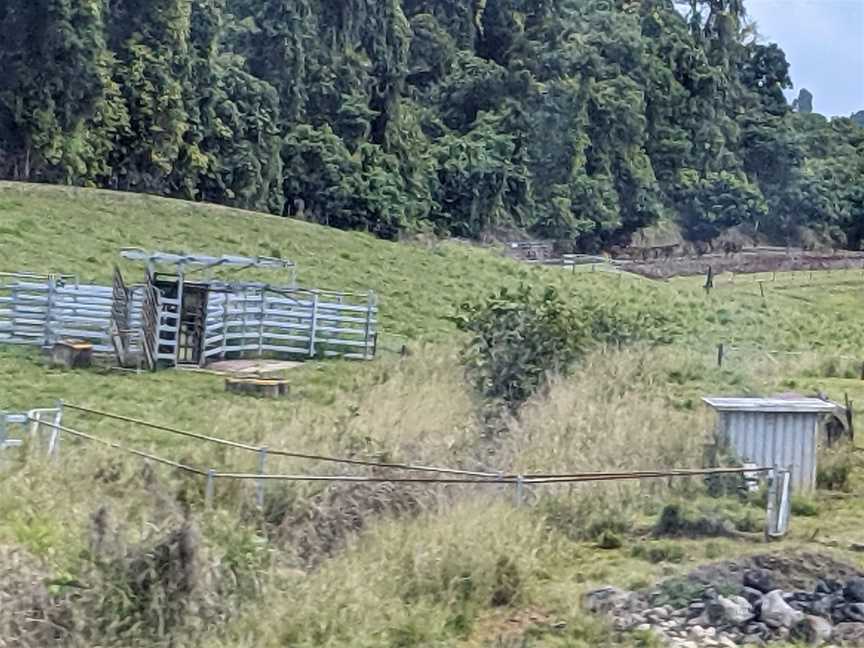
760 589 805 629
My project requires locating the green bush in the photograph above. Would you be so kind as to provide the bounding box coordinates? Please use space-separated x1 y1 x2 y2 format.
653 498 765 537
817 446 856 492
452 283 686 409
452 285 587 408
790 495 819 517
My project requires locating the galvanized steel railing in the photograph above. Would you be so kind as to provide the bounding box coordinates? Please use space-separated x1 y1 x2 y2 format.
0 273 378 364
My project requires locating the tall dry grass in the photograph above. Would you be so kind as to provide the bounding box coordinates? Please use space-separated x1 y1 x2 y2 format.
0 343 830 647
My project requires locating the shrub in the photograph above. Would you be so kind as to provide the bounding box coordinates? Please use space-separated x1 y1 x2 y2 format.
817 445 856 492
790 495 819 517
452 285 586 408
452 283 687 409
653 499 765 537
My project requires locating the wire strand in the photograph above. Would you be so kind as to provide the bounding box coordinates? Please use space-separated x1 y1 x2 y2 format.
63 403 501 478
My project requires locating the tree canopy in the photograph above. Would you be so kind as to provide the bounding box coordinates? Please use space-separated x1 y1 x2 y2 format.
0 0 861 249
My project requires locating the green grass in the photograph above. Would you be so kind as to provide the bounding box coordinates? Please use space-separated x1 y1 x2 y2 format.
3 183 864 648
0 181 553 340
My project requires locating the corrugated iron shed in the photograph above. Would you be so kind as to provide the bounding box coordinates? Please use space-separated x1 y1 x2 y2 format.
702 397 839 493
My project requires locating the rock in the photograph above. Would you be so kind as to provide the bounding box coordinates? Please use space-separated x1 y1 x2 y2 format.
742 587 764 605
689 625 707 640
612 612 645 630
707 594 755 626
809 593 843 618
646 606 670 621
717 635 738 648
842 602 864 622
833 622 864 645
688 602 706 617
744 569 777 594
687 613 709 627
582 586 630 614
635 623 651 632
743 621 770 637
791 615 834 646
760 589 805 629
816 580 833 595
844 578 864 603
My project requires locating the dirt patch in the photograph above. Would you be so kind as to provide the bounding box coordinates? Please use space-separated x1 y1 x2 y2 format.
471 606 563 644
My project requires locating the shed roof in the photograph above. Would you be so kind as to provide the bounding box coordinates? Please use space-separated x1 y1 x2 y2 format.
120 248 295 270
702 396 839 414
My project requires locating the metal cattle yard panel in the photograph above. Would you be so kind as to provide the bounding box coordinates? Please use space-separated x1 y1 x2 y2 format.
0 249 379 368
703 397 839 493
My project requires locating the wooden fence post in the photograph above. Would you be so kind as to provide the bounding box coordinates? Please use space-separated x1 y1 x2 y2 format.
717 343 724 369
758 281 765 298
704 266 714 294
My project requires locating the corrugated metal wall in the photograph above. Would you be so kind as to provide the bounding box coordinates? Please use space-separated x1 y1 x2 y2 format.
718 411 818 492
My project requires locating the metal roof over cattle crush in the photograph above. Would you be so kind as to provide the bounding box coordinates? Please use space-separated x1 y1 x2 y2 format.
703 396 843 492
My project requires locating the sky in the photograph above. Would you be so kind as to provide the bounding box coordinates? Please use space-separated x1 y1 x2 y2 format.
744 0 864 117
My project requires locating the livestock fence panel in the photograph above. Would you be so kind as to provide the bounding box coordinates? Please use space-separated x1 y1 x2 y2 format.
202 287 378 361
1 273 378 363
0 274 114 351
0 405 64 462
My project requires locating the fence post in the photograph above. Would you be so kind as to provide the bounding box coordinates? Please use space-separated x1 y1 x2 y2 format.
764 466 778 542
205 469 215 508
717 343 724 369
221 294 229 360
44 275 56 347
258 291 265 357
256 446 268 509
47 400 64 459
363 291 375 360
514 475 524 507
0 411 6 450
309 292 320 358
758 281 765 298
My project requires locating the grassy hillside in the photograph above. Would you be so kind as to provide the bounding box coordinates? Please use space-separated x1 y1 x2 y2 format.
1 183 864 648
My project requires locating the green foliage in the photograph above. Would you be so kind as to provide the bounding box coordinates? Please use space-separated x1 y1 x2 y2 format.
453 284 585 408
790 495 819 517
817 445 856 492
653 498 764 538
0 0 859 247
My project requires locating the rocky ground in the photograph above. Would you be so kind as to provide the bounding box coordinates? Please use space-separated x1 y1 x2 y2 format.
584 553 864 646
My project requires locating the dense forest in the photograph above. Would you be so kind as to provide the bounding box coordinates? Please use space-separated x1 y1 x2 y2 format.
0 0 862 250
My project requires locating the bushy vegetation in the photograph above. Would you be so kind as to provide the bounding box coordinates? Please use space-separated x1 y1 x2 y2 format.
453 282 689 408
1 1 861 249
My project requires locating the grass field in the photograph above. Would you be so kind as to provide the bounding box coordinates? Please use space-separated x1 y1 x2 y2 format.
1 182 864 647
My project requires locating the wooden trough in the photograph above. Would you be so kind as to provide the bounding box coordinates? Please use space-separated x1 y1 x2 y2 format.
51 339 94 369
225 377 289 398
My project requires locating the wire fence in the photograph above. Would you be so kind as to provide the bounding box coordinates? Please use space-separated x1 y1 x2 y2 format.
2 401 795 536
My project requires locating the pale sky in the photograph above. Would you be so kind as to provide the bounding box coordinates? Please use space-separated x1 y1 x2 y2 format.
745 0 864 117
